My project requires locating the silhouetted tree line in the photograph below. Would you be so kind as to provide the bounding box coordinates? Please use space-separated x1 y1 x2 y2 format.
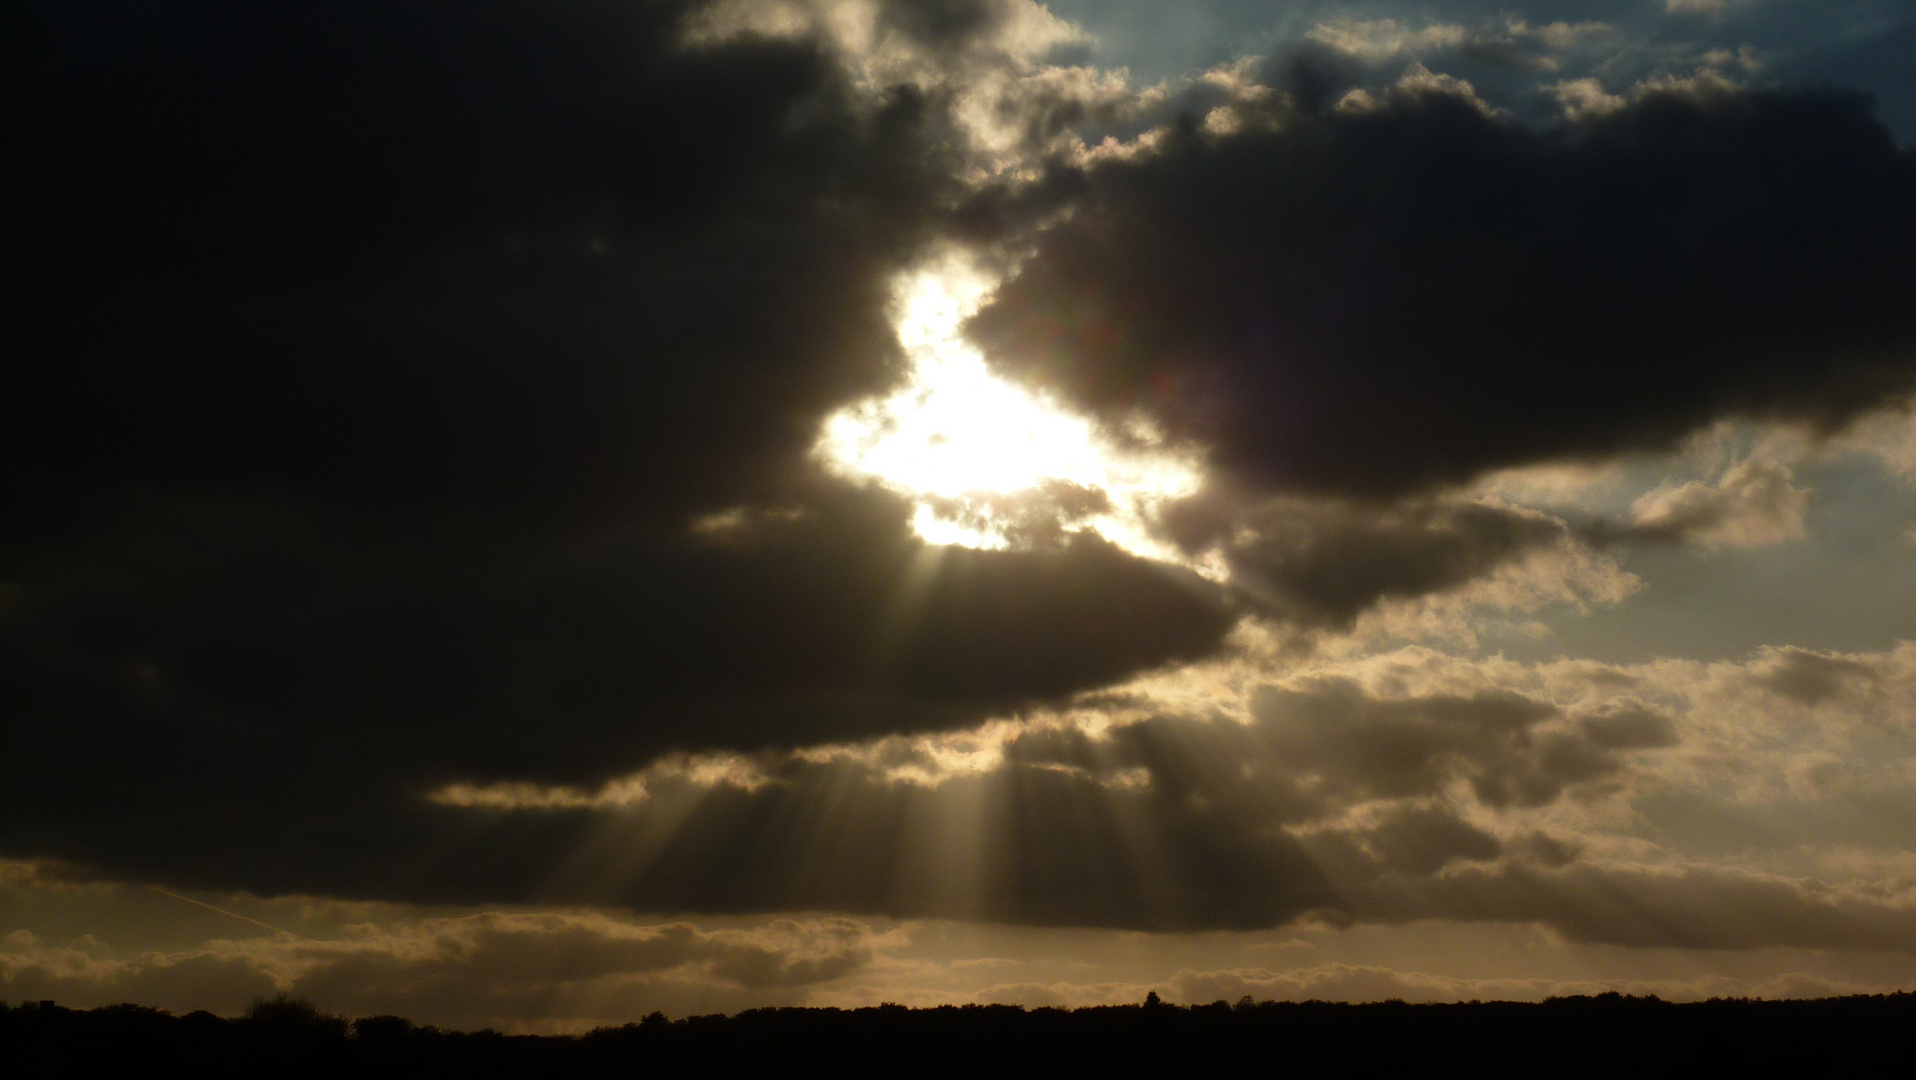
4 990 1907 1078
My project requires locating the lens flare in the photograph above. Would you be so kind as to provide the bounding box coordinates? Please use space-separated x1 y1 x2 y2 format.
817 254 1202 559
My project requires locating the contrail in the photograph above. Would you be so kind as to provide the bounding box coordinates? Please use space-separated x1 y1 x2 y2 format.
140 884 314 941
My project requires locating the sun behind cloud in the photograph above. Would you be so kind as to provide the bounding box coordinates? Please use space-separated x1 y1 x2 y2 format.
815 252 1202 557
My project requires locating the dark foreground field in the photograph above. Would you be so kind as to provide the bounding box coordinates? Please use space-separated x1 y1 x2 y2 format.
6 992 1907 1078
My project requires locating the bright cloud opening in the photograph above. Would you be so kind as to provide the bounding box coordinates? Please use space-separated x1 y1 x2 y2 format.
816 253 1203 558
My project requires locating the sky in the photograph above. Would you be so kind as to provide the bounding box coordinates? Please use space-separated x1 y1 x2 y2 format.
5 0 1916 1031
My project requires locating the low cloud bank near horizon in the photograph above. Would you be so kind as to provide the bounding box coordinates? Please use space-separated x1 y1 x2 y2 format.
6 889 1914 1029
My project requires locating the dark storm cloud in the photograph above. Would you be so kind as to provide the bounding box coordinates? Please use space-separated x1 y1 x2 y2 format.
1338 860 1916 951
0 0 1237 901
0 487 1228 774
1249 678 1657 809
0 450 1231 904
1747 647 1882 706
173 658 1891 945
425 737 1341 931
876 0 1031 55
1352 804 1503 876
3 0 941 524
30 635 1902 944
500 675 1671 930
8 0 1915 949
972 78 1916 498
1185 496 1578 628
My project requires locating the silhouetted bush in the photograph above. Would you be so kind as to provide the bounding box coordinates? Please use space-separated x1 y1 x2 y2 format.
3 993 1910 1079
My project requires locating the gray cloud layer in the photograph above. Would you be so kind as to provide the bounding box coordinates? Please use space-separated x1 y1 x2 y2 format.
0 905 877 1027
975 76 1916 498
4 0 1915 951
0 0 1237 897
66 640 1893 950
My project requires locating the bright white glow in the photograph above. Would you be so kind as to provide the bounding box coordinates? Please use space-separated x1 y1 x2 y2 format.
817 254 1203 557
